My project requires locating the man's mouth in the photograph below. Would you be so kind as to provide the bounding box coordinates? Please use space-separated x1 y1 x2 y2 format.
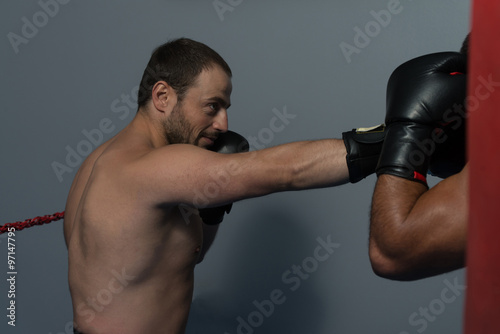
201 135 218 147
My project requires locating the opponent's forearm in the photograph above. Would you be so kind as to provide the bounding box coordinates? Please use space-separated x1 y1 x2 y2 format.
370 175 427 261
369 173 467 280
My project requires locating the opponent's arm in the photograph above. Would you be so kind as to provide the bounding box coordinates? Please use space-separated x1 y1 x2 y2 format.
369 52 468 281
370 165 468 281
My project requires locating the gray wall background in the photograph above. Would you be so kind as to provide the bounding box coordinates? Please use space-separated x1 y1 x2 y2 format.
0 1 470 333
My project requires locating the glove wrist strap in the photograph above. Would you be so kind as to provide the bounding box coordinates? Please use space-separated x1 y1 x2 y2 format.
376 124 433 186
343 124 385 183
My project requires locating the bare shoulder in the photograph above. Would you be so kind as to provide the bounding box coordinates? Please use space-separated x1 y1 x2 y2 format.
122 144 218 204
117 140 296 209
123 143 269 208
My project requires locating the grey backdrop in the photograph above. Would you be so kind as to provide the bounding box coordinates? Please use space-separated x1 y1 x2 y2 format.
1 1 470 333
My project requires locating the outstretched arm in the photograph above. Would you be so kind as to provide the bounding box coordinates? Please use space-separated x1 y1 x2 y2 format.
369 165 468 280
130 138 351 209
125 123 385 210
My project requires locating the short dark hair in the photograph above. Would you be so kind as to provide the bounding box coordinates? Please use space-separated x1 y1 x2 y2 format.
137 38 232 108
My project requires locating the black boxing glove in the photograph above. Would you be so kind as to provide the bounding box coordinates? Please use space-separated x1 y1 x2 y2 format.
198 131 249 225
428 108 467 178
376 52 467 186
342 124 386 183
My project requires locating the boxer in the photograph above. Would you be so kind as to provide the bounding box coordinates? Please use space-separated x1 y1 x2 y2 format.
64 37 384 333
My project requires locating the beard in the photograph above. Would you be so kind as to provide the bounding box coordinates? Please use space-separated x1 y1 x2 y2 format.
162 102 214 147
163 102 193 145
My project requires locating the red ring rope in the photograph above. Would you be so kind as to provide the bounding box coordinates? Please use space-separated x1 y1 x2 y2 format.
0 211 65 234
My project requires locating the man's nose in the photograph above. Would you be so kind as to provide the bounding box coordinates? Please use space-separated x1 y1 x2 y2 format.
213 109 228 132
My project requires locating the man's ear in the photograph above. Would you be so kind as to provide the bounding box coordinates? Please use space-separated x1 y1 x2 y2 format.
151 81 178 114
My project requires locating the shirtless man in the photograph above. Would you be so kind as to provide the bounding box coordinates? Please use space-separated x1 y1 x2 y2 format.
64 38 383 333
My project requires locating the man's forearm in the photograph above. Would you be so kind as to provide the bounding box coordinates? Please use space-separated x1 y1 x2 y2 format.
282 139 350 190
229 138 351 201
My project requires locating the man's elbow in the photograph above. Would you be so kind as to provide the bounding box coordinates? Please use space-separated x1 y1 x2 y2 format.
368 240 414 281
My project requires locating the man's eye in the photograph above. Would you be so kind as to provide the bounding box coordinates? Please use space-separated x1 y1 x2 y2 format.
209 103 218 112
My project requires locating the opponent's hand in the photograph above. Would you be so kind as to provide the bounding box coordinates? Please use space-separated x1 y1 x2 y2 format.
376 52 467 185
198 131 249 225
428 108 467 178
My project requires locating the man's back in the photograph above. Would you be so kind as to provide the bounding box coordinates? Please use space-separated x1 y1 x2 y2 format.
64 125 203 334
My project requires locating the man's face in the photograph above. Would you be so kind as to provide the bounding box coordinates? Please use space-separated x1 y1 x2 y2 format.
163 66 232 148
